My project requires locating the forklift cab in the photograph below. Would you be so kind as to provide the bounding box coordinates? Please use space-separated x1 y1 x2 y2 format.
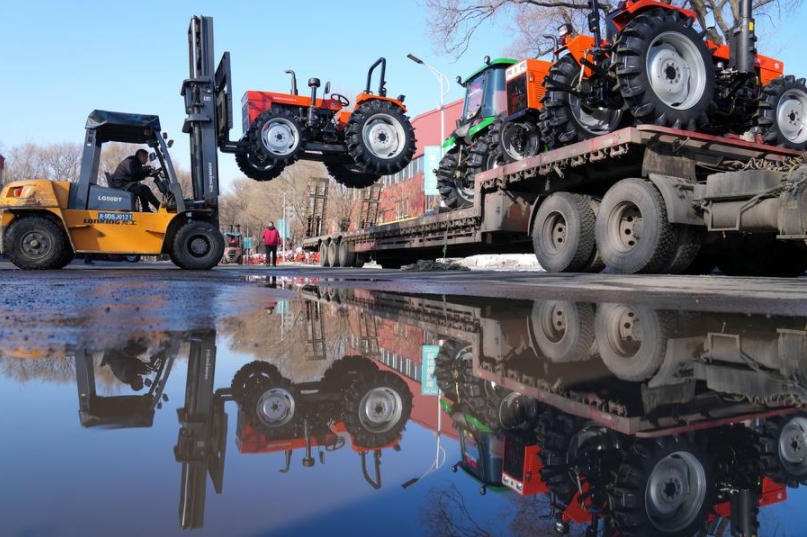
68 110 186 213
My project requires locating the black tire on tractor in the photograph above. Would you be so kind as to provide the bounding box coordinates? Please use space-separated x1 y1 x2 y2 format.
241 367 302 440
434 338 474 402
535 409 585 505
170 221 225 270
327 241 340 267
610 435 713 537
532 192 597 273
231 361 284 400
466 120 506 178
5 216 69 270
756 75 807 150
337 240 356 268
248 108 306 165
531 301 596 363
345 100 416 175
594 303 670 382
500 117 542 162
318 242 329 267
436 146 472 210
325 162 380 189
595 178 677 274
342 369 413 449
755 413 807 488
614 8 714 131
540 55 624 148
321 355 379 389
662 224 705 274
235 149 286 182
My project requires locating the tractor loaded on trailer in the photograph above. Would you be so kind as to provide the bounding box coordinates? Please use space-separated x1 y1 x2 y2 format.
305 0 807 276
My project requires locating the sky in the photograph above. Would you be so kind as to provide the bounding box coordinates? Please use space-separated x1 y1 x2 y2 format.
1 0 806 194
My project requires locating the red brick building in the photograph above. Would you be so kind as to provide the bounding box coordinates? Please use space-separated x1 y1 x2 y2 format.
375 99 463 223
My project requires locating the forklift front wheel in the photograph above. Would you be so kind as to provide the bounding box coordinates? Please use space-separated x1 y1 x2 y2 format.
171 221 225 270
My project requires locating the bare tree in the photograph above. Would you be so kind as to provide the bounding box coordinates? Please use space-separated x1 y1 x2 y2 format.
427 0 803 58
4 142 81 183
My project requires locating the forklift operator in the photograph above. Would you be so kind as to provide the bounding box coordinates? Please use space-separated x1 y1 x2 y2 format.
109 149 161 212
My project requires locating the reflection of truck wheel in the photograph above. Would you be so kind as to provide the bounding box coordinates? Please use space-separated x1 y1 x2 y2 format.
231 361 283 399
235 150 285 182
243 371 301 439
5 216 69 270
249 109 305 164
325 162 380 188
434 339 474 401
595 303 668 381
171 221 226 270
614 8 713 131
321 355 379 388
346 100 416 175
531 301 595 362
436 146 473 210
756 414 807 488
595 179 676 274
662 224 704 274
611 436 712 537
343 370 413 449
533 193 597 273
757 75 807 150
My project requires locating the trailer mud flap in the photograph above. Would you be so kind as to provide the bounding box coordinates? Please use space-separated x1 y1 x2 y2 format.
648 173 702 225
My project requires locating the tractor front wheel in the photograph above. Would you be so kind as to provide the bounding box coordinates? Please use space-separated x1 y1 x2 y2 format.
436 146 473 210
248 109 306 164
346 100 416 175
325 162 380 188
5 216 69 270
235 150 285 182
757 75 807 150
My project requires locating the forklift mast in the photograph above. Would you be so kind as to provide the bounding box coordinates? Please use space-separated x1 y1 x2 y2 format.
182 15 238 213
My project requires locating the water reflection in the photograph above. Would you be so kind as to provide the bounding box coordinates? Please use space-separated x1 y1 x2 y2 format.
2 284 806 536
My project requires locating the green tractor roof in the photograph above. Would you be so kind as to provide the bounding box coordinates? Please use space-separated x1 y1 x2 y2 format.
463 58 518 86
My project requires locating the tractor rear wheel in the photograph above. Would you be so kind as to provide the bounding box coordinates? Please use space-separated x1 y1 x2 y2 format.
757 75 807 150
248 108 306 164
532 192 597 273
325 162 380 188
540 55 624 148
235 149 285 181
5 216 69 270
614 8 713 131
436 146 473 210
170 221 225 270
346 100 416 175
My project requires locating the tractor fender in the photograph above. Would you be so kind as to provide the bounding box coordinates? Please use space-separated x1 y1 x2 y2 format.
647 173 703 225
354 94 408 113
467 117 497 141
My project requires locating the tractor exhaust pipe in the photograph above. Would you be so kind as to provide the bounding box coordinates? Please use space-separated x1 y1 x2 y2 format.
307 78 321 128
730 0 756 75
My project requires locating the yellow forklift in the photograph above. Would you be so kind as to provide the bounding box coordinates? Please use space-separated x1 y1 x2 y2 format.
0 16 231 270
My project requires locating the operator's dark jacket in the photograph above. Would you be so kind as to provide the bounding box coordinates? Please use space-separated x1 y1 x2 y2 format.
110 155 150 190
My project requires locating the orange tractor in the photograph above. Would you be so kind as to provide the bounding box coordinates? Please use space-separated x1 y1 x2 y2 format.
497 0 807 161
235 58 416 188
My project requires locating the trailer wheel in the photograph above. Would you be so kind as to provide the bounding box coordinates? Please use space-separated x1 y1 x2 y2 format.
436 146 473 210
346 100 416 175
325 162 380 188
327 240 340 267
757 75 807 150
610 436 712 537
533 192 597 272
170 221 225 270
756 413 807 488
540 55 624 148
337 240 356 268
235 150 285 182
318 242 329 267
342 369 413 449
531 301 595 363
5 216 69 270
614 8 713 131
662 224 705 274
595 303 670 381
596 178 676 274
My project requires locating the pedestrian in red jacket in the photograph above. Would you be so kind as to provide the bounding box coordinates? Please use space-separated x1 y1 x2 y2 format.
261 222 280 266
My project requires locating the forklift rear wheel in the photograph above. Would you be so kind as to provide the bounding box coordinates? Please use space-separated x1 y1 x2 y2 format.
171 221 225 270
5 216 69 270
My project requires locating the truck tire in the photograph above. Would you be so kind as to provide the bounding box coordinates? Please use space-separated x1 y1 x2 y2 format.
532 192 597 272
614 8 713 131
595 303 669 382
540 55 623 148
610 436 713 537
436 146 473 210
327 240 339 267
596 178 677 274
235 150 285 182
248 108 306 165
345 100 416 175
337 240 356 268
318 242 329 267
662 224 705 274
531 301 595 363
342 369 413 449
5 216 69 270
757 75 807 150
325 162 380 188
170 221 225 270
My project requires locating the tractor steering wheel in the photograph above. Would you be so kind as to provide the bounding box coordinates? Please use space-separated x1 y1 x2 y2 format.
331 93 350 107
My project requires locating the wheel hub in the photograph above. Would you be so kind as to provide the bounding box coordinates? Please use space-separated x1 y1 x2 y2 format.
359 387 403 433
611 202 642 252
362 113 406 159
646 451 707 532
257 388 295 427
777 89 807 144
261 119 299 156
189 237 210 257
646 32 706 109
22 231 50 259
779 416 807 474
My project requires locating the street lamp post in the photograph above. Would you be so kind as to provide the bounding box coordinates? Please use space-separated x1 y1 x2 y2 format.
407 53 450 150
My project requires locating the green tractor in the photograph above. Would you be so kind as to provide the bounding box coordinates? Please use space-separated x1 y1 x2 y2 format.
436 58 515 209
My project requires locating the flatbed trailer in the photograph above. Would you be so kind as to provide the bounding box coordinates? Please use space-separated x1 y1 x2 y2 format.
303 125 807 275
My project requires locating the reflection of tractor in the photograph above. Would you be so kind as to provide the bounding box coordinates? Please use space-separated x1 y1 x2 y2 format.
221 229 243 264
235 59 416 188
230 356 413 488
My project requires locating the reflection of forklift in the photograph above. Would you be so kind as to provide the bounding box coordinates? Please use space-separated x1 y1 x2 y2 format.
227 356 413 489
0 15 233 270
221 225 244 264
